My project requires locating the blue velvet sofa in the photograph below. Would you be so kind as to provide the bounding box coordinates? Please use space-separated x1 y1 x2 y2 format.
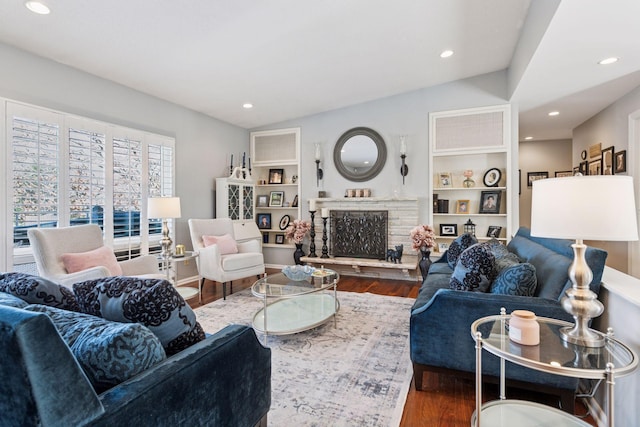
0 298 271 426
410 227 607 413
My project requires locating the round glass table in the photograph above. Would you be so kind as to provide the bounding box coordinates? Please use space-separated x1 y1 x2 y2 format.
251 268 339 340
471 310 637 427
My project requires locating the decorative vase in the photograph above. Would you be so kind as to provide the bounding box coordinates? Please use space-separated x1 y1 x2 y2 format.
419 248 432 281
294 243 306 265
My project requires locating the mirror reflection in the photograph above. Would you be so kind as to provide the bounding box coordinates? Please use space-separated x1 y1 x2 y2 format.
333 127 387 182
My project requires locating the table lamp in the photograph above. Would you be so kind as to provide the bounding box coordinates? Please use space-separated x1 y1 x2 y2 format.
531 175 638 347
148 196 182 258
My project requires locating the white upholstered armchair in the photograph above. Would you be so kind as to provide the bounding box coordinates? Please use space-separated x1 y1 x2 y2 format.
188 218 265 300
28 224 162 288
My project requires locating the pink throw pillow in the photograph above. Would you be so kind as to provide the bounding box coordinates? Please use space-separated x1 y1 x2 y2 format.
61 245 123 276
202 234 238 254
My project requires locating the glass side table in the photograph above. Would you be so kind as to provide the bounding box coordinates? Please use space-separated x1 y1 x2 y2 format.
471 309 638 427
159 251 200 301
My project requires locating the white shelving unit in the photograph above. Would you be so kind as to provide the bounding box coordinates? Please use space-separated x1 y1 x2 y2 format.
428 105 512 248
251 128 301 267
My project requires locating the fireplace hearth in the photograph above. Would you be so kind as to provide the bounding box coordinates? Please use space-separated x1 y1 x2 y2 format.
330 210 387 259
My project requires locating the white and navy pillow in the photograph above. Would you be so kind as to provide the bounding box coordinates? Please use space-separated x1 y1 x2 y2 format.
73 276 205 355
446 234 478 270
449 243 497 292
25 304 166 392
0 272 80 311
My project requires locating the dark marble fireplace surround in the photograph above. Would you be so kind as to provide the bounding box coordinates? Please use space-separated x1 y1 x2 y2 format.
330 210 388 260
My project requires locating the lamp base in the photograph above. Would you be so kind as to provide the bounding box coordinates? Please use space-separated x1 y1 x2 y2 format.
560 324 605 347
160 219 173 258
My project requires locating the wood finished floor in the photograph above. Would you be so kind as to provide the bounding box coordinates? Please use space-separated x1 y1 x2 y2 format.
184 272 595 427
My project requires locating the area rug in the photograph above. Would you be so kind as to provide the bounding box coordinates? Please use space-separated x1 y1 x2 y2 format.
195 290 415 427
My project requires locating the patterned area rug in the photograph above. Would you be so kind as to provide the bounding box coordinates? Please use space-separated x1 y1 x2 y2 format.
195 290 415 427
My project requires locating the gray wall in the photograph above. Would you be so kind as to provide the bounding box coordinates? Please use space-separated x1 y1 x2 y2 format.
518 139 572 228
252 70 519 231
572 84 640 273
0 42 248 274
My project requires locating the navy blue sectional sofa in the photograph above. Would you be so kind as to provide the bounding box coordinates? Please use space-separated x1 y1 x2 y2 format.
410 227 607 412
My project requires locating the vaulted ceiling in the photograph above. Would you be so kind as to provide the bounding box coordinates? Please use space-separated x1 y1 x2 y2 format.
0 0 639 140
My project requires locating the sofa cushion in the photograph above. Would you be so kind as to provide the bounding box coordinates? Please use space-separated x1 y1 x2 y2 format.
0 272 80 311
61 245 123 276
202 234 239 254
446 234 478 269
0 291 29 308
221 252 263 271
25 304 166 392
73 277 205 355
450 244 496 292
490 262 537 296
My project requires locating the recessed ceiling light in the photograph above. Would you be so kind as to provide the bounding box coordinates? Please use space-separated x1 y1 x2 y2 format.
598 57 619 65
524 136 533 140
548 111 560 116
440 50 454 58
25 1 50 14
242 103 253 109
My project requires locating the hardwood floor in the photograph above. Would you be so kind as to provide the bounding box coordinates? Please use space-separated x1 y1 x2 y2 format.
184 272 595 427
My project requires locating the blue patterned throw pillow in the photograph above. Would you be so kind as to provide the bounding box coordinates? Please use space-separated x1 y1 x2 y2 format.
450 243 497 292
73 277 205 355
0 291 29 308
447 234 478 269
0 272 80 311
25 304 166 392
490 262 537 296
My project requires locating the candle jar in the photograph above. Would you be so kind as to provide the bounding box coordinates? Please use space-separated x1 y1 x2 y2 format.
508 310 539 345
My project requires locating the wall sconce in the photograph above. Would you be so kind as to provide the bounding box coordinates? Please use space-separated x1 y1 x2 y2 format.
315 142 323 186
400 136 409 184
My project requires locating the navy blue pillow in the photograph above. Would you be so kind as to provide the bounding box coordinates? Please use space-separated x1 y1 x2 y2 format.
450 243 496 292
490 262 537 296
446 234 478 269
0 272 79 311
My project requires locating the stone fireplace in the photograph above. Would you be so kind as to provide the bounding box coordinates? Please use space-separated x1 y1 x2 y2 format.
330 210 388 259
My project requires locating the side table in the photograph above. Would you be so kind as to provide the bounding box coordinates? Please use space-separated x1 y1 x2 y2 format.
159 251 200 301
471 309 638 427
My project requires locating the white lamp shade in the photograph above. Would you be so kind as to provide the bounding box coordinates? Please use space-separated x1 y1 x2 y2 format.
148 197 181 219
531 176 638 241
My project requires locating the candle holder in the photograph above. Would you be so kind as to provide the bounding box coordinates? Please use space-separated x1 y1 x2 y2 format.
321 216 329 258
309 210 318 257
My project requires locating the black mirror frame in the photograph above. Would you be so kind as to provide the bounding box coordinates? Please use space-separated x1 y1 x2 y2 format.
333 127 387 182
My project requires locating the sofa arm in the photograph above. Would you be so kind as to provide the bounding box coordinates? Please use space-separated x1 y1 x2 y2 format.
55 266 111 288
195 244 222 279
95 324 271 427
410 289 577 390
238 239 261 253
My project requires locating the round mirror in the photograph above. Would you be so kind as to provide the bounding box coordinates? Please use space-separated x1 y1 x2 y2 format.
333 127 387 182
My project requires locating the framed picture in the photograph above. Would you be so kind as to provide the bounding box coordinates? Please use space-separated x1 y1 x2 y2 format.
579 161 588 175
615 150 627 173
487 226 502 238
601 146 614 175
257 213 271 229
439 172 452 188
262 233 269 244
292 195 299 207
437 242 449 253
268 168 284 184
275 234 285 244
589 159 601 176
439 224 458 236
479 190 501 214
555 170 573 177
456 200 470 214
483 168 501 187
269 191 284 207
279 214 291 230
589 142 602 159
527 171 548 187
256 194 268 207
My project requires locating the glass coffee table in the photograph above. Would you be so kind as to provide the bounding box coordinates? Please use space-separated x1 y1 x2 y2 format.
251 268 339 340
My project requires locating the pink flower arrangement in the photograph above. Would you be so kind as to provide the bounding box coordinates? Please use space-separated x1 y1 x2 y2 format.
285 219 311 244
410 224 436 251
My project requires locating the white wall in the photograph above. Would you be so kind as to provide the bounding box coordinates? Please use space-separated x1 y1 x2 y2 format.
251 70 519 233
518 139 572 228
0 42 248 275
572 84 640 274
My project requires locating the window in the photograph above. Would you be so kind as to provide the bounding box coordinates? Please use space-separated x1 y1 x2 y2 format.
5 101 174 269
